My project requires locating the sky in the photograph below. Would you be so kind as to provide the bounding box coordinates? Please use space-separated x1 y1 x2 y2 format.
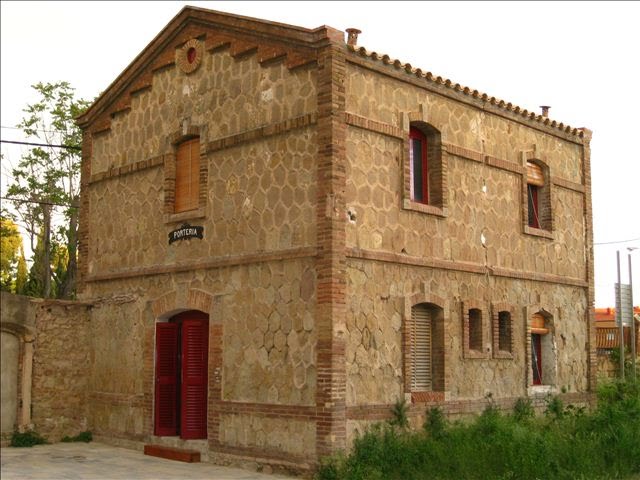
1 1 638 308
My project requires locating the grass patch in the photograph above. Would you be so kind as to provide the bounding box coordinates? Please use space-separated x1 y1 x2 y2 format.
316 379 640 480
10 430 47 447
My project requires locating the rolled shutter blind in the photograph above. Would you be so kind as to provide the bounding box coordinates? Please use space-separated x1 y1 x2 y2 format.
527 161 544 186
531 312 549 335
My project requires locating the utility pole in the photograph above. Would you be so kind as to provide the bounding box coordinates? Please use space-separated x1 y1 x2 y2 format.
617 251 624 379
628 248 637 380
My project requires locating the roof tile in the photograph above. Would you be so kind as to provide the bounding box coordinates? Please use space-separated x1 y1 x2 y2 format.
347 44 584 138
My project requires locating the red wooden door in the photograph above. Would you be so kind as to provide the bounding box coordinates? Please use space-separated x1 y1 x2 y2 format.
154 322 178 436
180 316 209 439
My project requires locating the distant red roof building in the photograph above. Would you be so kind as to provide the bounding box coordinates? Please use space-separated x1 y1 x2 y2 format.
595 307 640 351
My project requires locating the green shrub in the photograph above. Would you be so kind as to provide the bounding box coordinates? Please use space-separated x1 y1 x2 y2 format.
388 398 409 429
10 430 47 447
61 431 92 443
315 379 640 480
424 406 447 439
512 397 534 422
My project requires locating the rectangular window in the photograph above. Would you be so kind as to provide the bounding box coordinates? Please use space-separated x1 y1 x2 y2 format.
527 183 539 228
531 333 542 385
409 128 428 204
498 311 512 352
175 138 200 213
468 308 482 352
526 160 546 230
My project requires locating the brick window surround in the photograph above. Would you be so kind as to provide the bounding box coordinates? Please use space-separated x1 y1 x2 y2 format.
164 124 207 224
463 301 488 359
404 294 446 402
402 111 447 217
492 303 515 359
522 156 553 238
526 307 557 389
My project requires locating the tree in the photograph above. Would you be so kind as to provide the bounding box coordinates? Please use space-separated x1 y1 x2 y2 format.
6 82 90 298
0 216 24 292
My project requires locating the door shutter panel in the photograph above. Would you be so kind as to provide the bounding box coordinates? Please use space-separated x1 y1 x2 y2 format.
411 305 432 391
180 318 209 439
175 138 200 213
155 322 178 436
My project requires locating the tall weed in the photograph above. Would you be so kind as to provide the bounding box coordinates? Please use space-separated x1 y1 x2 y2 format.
315 379 640 480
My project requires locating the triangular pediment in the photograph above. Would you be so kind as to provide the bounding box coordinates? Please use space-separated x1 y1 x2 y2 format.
77 6 342 131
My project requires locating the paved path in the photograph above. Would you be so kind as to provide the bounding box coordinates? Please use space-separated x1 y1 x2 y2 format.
0 442 297 480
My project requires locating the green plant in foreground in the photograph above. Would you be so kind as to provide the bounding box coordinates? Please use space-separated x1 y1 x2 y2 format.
512 397 534 422
424 406 447 438
388 397 409 429
315 379 640 480
10 430 47 447
61 431 92 443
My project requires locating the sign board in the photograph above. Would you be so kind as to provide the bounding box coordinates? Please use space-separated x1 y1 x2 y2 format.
168 223 204 244
615 283 633 326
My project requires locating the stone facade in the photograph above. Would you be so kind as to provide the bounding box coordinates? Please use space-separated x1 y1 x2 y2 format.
71 6 595 470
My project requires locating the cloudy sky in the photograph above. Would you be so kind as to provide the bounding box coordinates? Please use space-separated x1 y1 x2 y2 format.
1 1 638 307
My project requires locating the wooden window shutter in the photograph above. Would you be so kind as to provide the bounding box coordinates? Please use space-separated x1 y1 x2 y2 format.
180 317 209 439
411 305 432 391
526 161 545 186
175 138 200 213
154 322 178 436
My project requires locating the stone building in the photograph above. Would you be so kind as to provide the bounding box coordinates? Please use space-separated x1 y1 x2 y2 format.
72 5 595 470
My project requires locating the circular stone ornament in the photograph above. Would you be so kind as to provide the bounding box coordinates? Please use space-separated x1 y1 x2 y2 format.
178 38 203 74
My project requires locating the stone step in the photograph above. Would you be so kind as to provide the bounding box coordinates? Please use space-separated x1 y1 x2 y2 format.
143 444 201 463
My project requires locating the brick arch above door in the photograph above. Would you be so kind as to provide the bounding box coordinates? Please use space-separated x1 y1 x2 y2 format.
150 288 216 322
143 287 222 438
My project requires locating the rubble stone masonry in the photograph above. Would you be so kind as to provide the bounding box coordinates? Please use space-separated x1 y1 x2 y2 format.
68 6 593 471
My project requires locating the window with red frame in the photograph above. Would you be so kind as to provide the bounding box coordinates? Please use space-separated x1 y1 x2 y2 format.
409 127 429 204
526 161 544 229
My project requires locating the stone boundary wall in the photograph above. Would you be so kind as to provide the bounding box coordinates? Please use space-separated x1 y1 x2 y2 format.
0 292 92 443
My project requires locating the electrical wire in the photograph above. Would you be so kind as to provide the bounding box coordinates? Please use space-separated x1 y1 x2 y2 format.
0 139 81 151
594 237 640 246
0 196 78 208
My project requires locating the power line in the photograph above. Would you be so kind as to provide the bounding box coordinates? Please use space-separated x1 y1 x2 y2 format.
1 125 61 134
594 237 640 246
0 139 81 151
0 196 78 209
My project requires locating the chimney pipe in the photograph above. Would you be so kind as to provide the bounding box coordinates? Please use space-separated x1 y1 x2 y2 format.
346 28 361 46
540 105 550 118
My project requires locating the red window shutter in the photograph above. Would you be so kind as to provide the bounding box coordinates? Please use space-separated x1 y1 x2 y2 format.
180 318 209 439
154 322 178 436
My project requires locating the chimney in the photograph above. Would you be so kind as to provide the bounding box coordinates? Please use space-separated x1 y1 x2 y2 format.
540 105 550 118
346 28 361 46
